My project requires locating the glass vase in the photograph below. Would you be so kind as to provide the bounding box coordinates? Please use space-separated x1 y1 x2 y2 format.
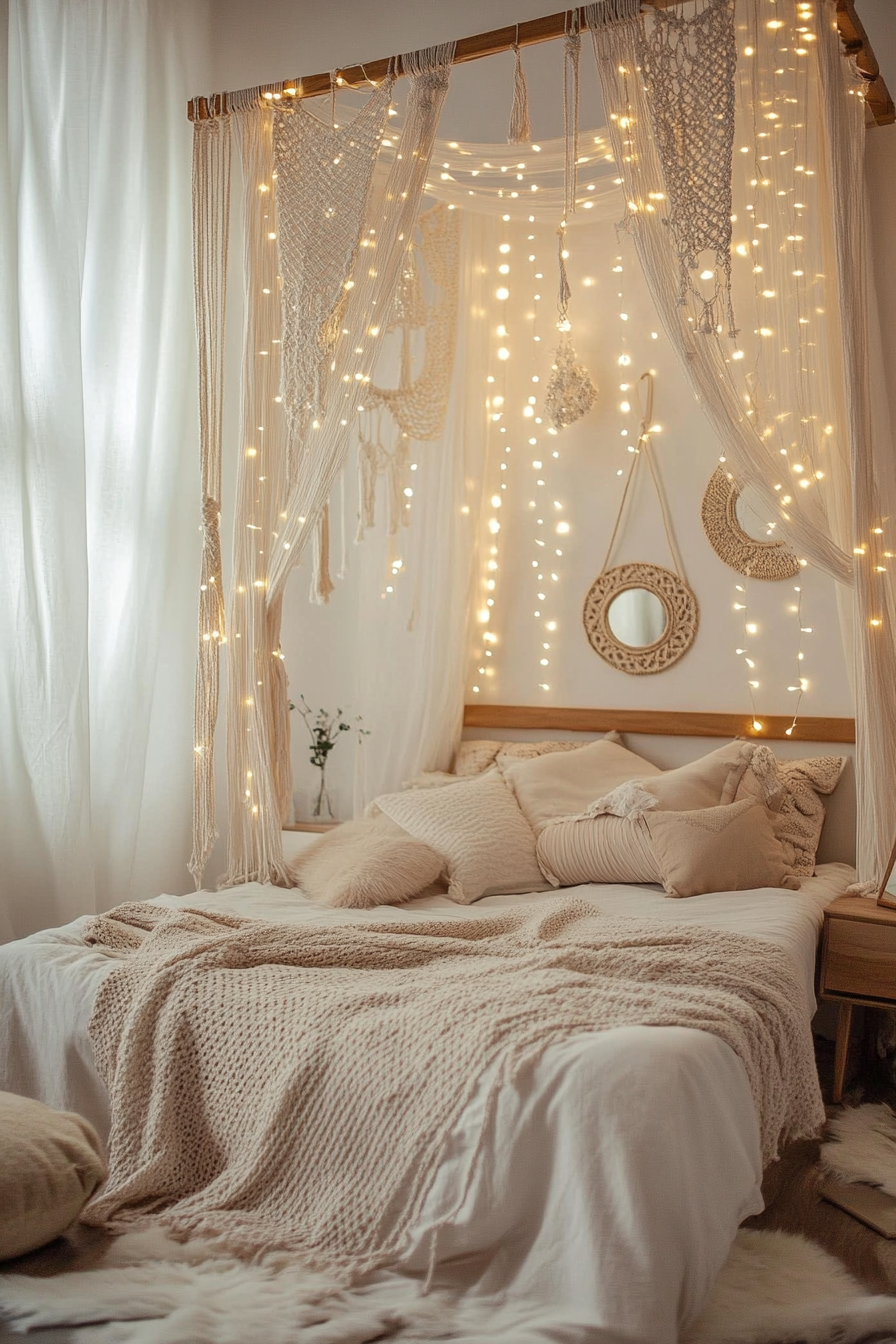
312 765 336 820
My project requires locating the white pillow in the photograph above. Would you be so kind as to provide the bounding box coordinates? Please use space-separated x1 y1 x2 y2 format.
290 817 445 909
373 772 548 904
0 1092 107 1260
501 738 662 834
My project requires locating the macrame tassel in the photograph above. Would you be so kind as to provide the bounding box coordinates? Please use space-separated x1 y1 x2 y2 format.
508 45 532 144
356 436 378 542
556 227 572 328
311 505 335 604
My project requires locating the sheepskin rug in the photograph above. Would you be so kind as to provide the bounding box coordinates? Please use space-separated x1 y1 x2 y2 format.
820 1102 896 1198
3 1225 896 1343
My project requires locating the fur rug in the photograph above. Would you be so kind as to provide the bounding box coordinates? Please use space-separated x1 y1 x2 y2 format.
820 1103 896 1198
3 1226 896 1344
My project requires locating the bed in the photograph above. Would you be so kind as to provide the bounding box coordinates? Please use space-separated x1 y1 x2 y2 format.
0 854 854 1344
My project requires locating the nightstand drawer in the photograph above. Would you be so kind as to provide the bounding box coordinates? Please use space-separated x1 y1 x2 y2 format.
825 918 896 999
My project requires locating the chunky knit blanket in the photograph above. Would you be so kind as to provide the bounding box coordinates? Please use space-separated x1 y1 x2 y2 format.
82 896 824 1274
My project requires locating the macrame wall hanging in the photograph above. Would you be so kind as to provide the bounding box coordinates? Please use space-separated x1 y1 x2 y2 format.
544 13 598 433
701 465 801 580
583 373 698 674
358 201 461 541
637 0 738 337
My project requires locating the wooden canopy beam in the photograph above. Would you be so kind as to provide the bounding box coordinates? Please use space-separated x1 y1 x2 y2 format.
187 1 893 127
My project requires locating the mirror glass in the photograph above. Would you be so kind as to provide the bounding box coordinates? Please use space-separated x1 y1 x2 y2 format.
607 588 667 648
735 484 780 543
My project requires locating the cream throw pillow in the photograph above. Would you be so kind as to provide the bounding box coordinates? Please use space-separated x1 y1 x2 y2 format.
0 1091 107 1260
645 797 799 899
537 814 662 887
452 734 621 778
502 738 662 834
735 746 847 877
290 817 445 909
374 772 547 904
639 740 755 811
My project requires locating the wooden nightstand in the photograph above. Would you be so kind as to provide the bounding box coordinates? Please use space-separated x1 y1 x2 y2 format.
819 895 896 1102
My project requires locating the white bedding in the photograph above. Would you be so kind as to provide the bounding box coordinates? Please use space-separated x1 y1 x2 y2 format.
0 863 854 1344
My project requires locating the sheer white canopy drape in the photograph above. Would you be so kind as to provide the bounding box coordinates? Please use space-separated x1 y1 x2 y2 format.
0 0 206 939
591 0 895 883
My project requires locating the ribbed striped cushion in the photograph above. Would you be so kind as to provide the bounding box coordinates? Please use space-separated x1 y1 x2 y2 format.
537 815 662 887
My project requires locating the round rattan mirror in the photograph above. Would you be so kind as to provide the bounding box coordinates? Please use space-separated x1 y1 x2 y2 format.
701 466 800 581
583 562 699 675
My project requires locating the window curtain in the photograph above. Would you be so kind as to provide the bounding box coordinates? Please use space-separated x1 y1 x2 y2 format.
590 0 896 883
0 0 207 940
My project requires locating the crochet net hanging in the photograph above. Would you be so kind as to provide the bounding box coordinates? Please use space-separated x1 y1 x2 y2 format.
637 0 738 338
190 46 455 888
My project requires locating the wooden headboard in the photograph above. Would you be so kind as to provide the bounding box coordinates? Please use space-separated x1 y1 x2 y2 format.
463 705 855 744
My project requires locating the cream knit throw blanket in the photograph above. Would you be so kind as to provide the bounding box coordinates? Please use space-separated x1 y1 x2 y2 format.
82 897 824 1275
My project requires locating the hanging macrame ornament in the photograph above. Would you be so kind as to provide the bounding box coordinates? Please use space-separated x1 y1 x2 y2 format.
544 226 597 432
637 0 738 337
507 40 532 143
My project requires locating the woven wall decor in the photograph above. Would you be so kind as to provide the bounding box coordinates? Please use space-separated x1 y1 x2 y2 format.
583 562 699 676
701 466 800 581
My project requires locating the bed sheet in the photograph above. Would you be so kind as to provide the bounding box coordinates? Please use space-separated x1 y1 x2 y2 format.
0 864 855 1343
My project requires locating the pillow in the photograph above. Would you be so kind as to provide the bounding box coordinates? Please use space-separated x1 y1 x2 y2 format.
644 797 800 899
735 747 847 877
638 740 756 811
290 816 445 909
0 1091 107 1261
373 771 548 904
452 734 621 778
537 813 662 887
501 738 662 834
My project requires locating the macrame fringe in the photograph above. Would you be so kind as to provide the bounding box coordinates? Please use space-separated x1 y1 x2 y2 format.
846 881 880 899
508 45 532 143
311 506 335 605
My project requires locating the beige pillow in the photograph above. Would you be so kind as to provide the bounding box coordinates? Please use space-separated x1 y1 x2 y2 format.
290 816 444 909
644 797 799 899
735 747 847 876
537 814 662 887
638 740 756 811
0 1091 107 1260
374 771 548 904
452 734 621 778
502 738 662 834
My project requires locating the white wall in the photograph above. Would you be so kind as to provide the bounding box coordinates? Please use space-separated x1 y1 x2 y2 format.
206 1 895 814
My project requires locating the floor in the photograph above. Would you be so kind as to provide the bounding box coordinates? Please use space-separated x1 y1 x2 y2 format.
3 1022 896 1341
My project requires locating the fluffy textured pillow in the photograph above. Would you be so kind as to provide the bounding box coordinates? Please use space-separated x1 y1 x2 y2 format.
373 772 548 904
644 797 800 899
735 747 847 877
290 816 445 909
501 738 662 834
0 1091 107 1260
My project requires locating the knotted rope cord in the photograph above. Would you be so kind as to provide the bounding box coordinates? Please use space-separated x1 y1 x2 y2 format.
599 373 688 581
508 26 532 143
190 115 231 888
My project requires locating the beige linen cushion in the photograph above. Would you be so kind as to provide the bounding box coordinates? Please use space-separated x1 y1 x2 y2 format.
452 734 621 779
502 738 662 834
290 816 444 909
735 746 847 876
374 771 548 904
0 1092 106 1261
639 740 755 811
644 797 799 899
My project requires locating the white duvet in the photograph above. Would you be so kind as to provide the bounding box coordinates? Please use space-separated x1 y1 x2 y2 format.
0 864 854 1344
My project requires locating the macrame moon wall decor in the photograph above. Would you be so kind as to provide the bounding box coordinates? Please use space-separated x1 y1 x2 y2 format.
701 466 801 580
583 372 698 675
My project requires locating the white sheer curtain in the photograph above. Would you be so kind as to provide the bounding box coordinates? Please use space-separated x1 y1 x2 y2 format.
590 0 896 883
0 0 208 940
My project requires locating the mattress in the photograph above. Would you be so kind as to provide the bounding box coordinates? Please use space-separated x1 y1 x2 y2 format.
0 862 855 1344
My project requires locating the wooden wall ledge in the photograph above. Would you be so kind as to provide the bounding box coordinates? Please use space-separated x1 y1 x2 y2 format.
463 703 856 743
